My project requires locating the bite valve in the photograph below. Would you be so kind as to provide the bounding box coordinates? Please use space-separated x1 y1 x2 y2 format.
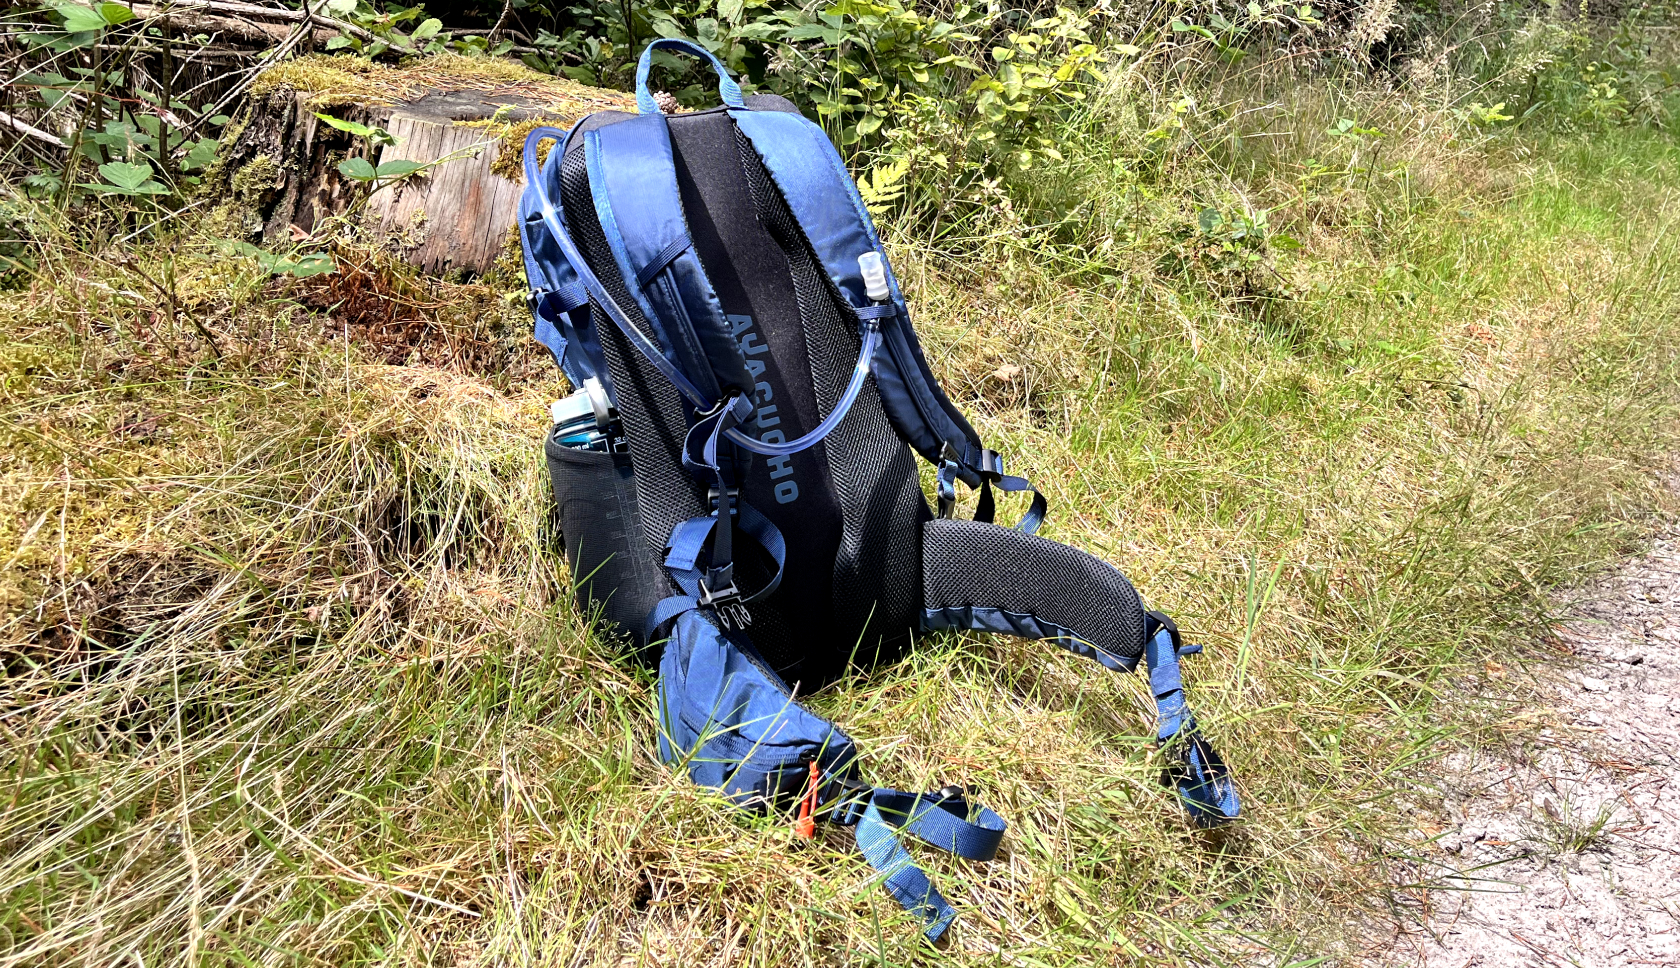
857 251 890 303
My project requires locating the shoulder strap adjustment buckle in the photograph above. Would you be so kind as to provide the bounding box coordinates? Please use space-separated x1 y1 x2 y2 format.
829 776 874 826
707 486 740 513
698 577 752 629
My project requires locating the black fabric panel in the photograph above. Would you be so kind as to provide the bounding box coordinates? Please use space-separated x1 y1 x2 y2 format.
552 108 928 684
734 127 926 674
920 518 1148 662
741 93 803 114
544 431 670 661
667 111 845 680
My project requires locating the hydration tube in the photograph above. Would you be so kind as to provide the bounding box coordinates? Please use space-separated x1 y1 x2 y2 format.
522 123 882 460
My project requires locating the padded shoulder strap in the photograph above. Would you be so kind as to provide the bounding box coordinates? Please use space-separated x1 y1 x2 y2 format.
918 518 1240 827
585 116 752 400
518 126 598 388
728 108 989 480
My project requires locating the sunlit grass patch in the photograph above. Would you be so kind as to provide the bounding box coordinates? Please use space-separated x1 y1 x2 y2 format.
3 84 1680 968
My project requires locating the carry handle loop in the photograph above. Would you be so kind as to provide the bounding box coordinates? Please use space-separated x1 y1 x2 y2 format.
636 38 745 115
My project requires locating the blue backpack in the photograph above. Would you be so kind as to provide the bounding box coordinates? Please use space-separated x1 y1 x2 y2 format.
518 38 1239 941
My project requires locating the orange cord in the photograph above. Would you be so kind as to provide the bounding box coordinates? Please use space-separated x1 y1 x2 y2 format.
792 760 821 839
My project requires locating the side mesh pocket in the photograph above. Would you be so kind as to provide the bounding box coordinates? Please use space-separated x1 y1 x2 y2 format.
544 428 669 658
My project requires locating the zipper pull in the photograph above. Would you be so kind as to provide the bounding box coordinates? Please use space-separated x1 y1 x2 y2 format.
792 759 821 840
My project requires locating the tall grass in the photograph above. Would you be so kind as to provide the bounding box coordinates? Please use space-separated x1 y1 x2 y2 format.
4 34 1680 968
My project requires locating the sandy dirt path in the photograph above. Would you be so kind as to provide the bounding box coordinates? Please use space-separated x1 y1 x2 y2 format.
1389 533 1680 967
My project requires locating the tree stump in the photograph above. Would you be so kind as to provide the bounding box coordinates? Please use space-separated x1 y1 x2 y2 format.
223 54 636 276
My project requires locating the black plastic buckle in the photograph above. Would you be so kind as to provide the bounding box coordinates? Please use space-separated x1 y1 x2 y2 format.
831 776 874 826
934 784 968 805
976 448 1005 481
1146 609 1203 658
935 442 961 519
699 577 751 630
1146 609 1181 651
706 486 740 514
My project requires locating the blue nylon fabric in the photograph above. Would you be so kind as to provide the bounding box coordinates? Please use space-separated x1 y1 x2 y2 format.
664 516 714 573
522 122 709 406
855 799 958 941
978 474 1047 535
635 38 745 115
518 126 596 386
935 463 1048 534
643 594 699 644
636 235 693 288
918 610 1239 826
1142 626 1241 827
663 501 787 605
1144 627 1189 740
867 788 1006 861
654 607 859 804
680 395 754 589
728 108 984 484
587 120 750 399
919 605 1139 673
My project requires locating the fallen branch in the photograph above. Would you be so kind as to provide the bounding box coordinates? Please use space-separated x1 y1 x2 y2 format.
132 0 385 47
0 109 66 148
131 1 538 54
129 2 335 46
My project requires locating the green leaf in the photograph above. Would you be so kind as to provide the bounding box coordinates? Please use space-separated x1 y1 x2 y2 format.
325 0 356 14
56 3 110 32
180 136 219 172
1115 43 1141 56
337 156 377 181
315 113 376 138
324 35 352 50
287 253 338 277
374 159 426 179
412 17 441 40
718 0 744 24
97 1 133 24
855 114 882 136
98 161 153 191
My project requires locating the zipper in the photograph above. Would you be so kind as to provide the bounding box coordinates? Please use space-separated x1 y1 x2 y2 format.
658 272 724 402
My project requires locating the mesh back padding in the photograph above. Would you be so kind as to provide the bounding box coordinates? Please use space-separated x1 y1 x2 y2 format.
921 518 1149 662
555 119 924 684
735 128 926 670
